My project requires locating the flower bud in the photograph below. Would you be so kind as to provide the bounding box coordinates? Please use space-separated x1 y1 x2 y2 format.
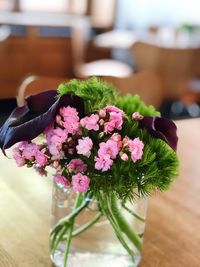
120 153 128 161
68 148 74 155
67 137 73 146
110 133 121 142
53 160 60 169
99 119 104 126
98 132 104 139
132 112 144 120
99 109 106 118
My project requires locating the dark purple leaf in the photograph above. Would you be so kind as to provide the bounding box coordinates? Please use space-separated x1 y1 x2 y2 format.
138 116 178 151
0 90 85 153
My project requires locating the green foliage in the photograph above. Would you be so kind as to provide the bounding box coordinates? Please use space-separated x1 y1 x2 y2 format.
89 127 179 202
57 77 117 114
116 94 160 117
57 77 179 202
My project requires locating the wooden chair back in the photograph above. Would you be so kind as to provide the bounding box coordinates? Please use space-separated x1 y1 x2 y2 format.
16 75 68 106
17 72 164 110
131 41 200 100
101 71 164 109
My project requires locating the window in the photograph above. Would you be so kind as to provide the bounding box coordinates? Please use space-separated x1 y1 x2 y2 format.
116 0 200 30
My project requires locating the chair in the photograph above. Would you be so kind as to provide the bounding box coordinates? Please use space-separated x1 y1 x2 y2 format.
70 19 133 78
16 75 68 106
101 71 164 109
17 72 164 110
131 41 200 101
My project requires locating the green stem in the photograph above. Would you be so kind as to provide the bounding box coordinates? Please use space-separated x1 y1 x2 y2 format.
50 192 92 236
122 203 145 222
97 192 135 257
51 225 68 254
110 194 142 251
63 193 83 267
61 212 103 241
62 212 103 244
72 211 102 237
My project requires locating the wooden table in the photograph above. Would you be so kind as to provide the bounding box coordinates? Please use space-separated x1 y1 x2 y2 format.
0 118 200 267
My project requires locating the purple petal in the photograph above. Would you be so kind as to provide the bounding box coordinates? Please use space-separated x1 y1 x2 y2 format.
0 90 84 152
26 90 57 113
138 117 178 151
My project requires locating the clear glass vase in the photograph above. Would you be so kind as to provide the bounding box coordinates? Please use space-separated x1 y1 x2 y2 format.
50 182 148 267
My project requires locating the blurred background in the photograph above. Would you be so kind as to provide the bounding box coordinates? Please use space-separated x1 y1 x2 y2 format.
1 0 200 124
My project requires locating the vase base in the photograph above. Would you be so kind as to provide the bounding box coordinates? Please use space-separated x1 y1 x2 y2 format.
51 251 141 267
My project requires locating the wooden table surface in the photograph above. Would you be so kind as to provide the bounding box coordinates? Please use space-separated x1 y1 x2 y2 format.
0 118 200 267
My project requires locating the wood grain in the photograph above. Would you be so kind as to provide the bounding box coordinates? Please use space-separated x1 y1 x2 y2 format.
0 118 200 267
139 118 200 267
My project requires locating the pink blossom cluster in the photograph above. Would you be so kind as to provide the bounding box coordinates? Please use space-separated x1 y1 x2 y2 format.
122 136 144 163
95 135 121 172
12 105 145 193
132 112 144 120
53 172 90 193
58 106 80 135
99 105 124 134
80 114 99 131
94 133 144 172
13 141 47 167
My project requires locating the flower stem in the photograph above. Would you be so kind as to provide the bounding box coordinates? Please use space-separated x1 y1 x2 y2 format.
121 202 145 222
110 194 142 251
97 192 135 257
61 212 103 241
50 192 92 236
63 192 84 267
72 211 102 237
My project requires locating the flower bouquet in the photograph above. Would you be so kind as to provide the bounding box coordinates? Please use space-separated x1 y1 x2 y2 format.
0 78 179 267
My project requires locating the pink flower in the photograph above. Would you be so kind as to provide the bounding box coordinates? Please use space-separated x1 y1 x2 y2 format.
54 174 70 187
63 121 80 135
67 159 87 173
22 143 39 160
132 112 143 120
98 140 119 159
104 105 124 114
43 122 54 136
18 141 29 151
100 105 125 133
104 121 115 133
110 133 122 149
80 114 99 131
128 137 144 163
76 137 93 157
35 150 47 167
109 112 123 129
72 173 90 192
53 128 68 143
95 155 113 172
59 106 79 118
110 133 121 142
59 106 80 135
12 147 25 167
46 127 68 156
